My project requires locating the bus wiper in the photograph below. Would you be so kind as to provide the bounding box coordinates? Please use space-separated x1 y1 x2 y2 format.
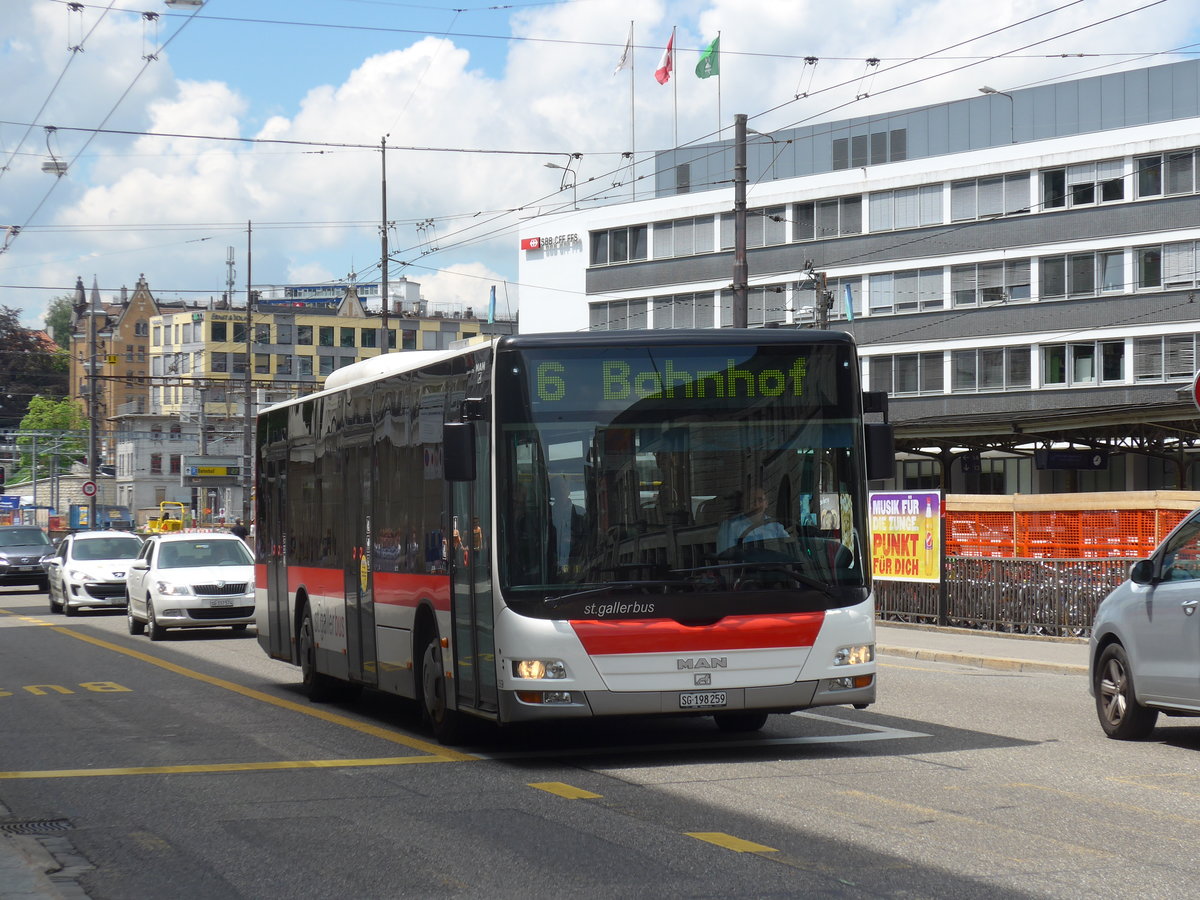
671 562 839 599
543 580 684 609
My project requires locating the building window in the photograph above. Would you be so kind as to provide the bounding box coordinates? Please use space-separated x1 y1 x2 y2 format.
1040 252 1117 299
589 225 648 266
832 128 906 170
152 325 161 345
255 323 271 344
135 320 148 337
232 353 247 375
652 293 715 329
277 354 292 375
951 259 1030 307
951 347 1032 393
255 353 270 374
233 323 247 343
319 356 335 376
319 327 334 346
871 352 943 395
868 185 943 232
402 330 417 350
150 425 162 441
297 356 313 377
211 322 227 342
150 453 162 475
1042 341 1126 386
1041 159 1124 210
276 323 292 344
590 299 649 332
169 424 181 440
719 207 786 249
169 454 181 475
297 325 313 345
360 328 377 349
211 352 228 373
652 216 717 259
718 285 787 327
340 327 355 348
951 174 1030 221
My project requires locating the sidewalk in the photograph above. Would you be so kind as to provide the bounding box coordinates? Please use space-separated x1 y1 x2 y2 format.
0 829 80 900
877 621 1089 675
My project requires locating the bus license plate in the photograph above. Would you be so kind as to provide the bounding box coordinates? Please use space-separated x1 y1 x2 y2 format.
679 691 726 709
209 598 235 608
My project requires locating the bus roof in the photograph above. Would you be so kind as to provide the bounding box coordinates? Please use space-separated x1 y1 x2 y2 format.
260 329 857 415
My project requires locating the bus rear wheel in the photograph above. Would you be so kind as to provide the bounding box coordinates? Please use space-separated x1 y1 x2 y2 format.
420 634 466 744
299 604 339 702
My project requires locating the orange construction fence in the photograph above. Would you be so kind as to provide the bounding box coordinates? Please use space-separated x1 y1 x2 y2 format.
943 491 1200 559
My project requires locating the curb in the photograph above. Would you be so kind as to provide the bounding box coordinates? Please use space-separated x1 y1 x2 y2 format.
877 644 1088 676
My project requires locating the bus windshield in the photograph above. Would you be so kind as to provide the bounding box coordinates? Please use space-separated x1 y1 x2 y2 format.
495 342 871 619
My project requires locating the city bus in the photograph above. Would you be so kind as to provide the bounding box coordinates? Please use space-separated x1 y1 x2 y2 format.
255 330 893 742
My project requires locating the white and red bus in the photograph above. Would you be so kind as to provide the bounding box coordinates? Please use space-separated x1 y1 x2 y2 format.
255 330 893 742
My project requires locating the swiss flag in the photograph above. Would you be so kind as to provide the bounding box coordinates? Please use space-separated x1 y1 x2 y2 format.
521 237 541 251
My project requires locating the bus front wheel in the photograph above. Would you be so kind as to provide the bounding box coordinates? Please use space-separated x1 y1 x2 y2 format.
713 711 769 733
420 634 466 744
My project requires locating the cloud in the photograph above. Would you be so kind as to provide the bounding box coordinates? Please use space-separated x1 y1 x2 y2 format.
3 0 1199 331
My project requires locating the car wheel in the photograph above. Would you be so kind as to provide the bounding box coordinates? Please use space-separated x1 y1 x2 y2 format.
230 623 248 633
127 602 144 635
145 600 167 641
299 604 339 702
1095 643 1158 740
48 584 62 614
64 601 78 617
713 711 769 733
420 631 466 744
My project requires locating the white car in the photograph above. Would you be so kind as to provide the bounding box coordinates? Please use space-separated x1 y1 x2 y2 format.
45 531 143 616
126 533 255 640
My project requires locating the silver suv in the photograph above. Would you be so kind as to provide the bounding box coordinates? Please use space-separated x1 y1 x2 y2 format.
1090 508 1200 739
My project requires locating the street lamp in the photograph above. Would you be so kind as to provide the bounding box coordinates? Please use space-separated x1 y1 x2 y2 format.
979 86 1015 144
544 158 579 209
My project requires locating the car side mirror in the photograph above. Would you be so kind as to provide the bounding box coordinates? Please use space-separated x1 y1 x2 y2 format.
45 556 62 567
131 561 149 571
1129 558 1155 585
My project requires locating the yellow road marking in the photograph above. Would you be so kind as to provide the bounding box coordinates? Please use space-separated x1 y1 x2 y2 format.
0 610 477 767
0 756 456 780
686 832 778 854
1016 781 1200 824
529 781 601 799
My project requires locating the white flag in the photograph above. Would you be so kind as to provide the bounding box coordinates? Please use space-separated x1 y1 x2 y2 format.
613 23 633 76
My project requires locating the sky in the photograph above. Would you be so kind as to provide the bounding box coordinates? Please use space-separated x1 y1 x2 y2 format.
3 0 1200 330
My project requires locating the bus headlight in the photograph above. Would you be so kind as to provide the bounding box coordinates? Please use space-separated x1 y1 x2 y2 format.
513 659 567 679
833 644 874 666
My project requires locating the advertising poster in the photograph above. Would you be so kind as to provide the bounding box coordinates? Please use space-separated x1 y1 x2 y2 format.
869 490 942 582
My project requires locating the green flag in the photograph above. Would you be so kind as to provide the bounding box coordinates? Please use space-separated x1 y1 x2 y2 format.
696 36 720 79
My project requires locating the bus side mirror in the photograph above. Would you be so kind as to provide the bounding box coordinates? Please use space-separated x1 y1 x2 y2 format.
443 421 476 482
864 423 895 481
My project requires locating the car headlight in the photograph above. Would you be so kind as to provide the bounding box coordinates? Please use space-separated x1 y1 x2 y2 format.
67 568 94 581
154 580 193 596
833 644 875 666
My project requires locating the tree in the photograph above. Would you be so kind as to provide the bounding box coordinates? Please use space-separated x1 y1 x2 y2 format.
13 396 88 484
44 295 74 350
0 305 69 429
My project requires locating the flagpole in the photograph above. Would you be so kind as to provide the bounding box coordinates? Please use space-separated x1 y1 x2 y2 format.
717 31 722 139
672 25 678 148
630 20 636 200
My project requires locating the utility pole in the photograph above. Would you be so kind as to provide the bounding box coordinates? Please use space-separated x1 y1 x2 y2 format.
72 277 99 526
816 270 829 330
732 113 748 328
380 135 389 354
242 221 252 526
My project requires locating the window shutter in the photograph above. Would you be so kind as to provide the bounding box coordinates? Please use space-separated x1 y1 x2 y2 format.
1163 242 1195 286
894 188 919 229
919 184 943 225
869 192 893 232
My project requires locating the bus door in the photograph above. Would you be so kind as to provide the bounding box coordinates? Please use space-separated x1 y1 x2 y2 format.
343 415 378 687
447 383 498 715
260 409 291 661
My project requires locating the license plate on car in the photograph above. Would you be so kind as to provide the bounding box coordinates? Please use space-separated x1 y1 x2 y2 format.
209 598 235 608
679 691 727 709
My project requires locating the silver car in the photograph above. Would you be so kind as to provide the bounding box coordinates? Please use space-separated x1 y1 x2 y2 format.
45 531 143 615
1090 509 1200 739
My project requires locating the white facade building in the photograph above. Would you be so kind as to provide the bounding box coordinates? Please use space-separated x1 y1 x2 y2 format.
518 58 1200 494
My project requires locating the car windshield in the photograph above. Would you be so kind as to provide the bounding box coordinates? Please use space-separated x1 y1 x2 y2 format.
73 537 142 561
157 540 252 569
0 529 51 548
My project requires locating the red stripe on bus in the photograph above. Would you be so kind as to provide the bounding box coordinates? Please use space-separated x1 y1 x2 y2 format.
570 612 826 655
260 563 450 612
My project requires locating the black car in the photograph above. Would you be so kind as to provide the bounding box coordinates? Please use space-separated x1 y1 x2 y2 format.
0 525 53 591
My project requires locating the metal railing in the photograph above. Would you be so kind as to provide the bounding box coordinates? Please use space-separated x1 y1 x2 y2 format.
875 556 1132 637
